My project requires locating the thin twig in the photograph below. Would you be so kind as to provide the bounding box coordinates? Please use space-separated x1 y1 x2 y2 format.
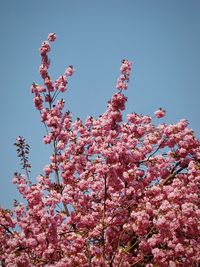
0 223 13 235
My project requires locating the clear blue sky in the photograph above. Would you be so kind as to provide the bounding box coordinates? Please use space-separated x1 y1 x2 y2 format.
0 0 200 208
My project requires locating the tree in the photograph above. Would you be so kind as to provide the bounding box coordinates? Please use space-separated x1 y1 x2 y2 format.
0 33 199 267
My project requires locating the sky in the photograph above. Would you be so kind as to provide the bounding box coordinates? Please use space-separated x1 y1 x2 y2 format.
0 0 200 208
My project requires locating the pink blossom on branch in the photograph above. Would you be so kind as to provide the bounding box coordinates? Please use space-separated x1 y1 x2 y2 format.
65 65 74 77
154 108 166 118
47 33 56 42
116 59 132 90
0 33 200 267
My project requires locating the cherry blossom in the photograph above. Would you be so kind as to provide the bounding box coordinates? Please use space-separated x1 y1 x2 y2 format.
0 34 199 267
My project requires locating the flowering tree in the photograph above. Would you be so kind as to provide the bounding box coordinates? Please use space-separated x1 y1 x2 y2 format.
0 33 200 267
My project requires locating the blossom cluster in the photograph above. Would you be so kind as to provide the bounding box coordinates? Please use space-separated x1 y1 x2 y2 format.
31 33 74 110
116 59 132 90
0 34 199 267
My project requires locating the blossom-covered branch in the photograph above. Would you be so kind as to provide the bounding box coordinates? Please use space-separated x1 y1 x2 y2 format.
0 34 199 267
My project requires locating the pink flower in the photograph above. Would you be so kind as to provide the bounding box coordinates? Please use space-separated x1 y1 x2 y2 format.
43 133 53 144
154 108 166 118
43 164 53 175
65 65 74 77
39 64 48 79
39 41 51 55
47 33 56 42
57 141 65 150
